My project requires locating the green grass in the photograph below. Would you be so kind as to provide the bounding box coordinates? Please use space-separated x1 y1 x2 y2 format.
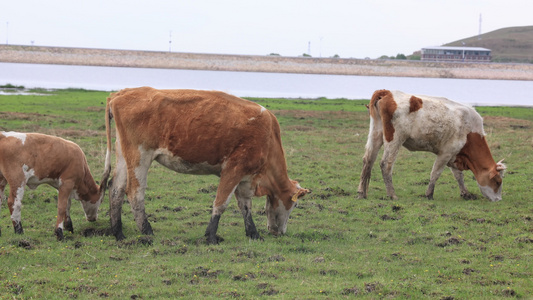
0 89 532 299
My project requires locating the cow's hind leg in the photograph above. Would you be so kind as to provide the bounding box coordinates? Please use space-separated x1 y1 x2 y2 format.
235 180 262 241
0 176 6 236
125 149 154 237
110 145 128 240
205 165 244 244
379 141 402 200
449 165 477 200
358 119 384 199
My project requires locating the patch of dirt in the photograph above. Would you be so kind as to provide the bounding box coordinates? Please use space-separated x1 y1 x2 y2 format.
81 227 110 237
515 236 533 243
364 282 382 293
267 255 285 262
380 214 402 221
483 116 531 129
193 266 222 278
284 125 315 131
436 237 464 247
16 239 34 250
233 273 256 281
119 236 154 247
273 110 360 121
260 289 279 296
341 286 359 296
86 106 105 112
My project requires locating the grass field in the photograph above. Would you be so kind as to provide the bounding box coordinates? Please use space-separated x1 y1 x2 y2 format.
0 88 532 299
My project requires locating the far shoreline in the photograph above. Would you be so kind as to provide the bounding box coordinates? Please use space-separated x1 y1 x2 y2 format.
1 45 533 81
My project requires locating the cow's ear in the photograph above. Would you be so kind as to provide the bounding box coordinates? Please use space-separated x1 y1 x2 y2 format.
291 188 310 202
489 169 499 180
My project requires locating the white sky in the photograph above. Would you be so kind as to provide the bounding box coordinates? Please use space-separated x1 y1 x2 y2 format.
1 0 531 59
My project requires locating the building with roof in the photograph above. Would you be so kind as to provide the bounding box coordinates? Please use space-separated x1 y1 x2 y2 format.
421 46 491 62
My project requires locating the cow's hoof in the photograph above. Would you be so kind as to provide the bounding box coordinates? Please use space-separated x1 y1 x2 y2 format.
356 192 367 199
248 232 263 241
55 228 64 241
141 219 154 235
114 232 126 241
461 192 477 200
65 218 74 233
14 223 23 234
206 235 224 245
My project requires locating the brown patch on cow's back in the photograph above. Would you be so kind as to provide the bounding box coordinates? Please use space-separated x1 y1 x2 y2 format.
370 90 397 142
409 96 423 113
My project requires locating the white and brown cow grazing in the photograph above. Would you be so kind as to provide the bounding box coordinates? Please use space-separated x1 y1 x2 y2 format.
102 87 309 244
0 132 105 240
358 89 506 201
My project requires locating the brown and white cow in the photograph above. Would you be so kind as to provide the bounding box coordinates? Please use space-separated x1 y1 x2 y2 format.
0 132 105 240
358 90 506 201
102 87 309 244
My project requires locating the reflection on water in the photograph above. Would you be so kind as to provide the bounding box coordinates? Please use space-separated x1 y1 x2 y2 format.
1 62 532 106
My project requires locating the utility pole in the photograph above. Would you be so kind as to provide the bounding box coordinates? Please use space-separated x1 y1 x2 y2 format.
169 30 172 52
478 14 482 39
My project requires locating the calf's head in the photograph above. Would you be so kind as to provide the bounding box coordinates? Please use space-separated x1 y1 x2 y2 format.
264 180 310 236
477 159 506 202
79 184 106 222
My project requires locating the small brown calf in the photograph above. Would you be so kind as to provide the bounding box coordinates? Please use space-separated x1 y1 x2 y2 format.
0 131 105 240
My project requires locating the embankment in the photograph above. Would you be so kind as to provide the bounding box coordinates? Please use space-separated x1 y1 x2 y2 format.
1 45 532 81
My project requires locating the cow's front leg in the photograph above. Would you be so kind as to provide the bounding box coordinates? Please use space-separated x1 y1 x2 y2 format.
449 166 477 200
235 181 262 241
205 169 242 244
425 154 452 200
8 182 25 234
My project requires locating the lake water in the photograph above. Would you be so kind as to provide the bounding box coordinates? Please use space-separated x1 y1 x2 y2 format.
1 62 532 106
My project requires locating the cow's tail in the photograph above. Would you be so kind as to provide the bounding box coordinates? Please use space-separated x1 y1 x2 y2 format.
99 94 114 198
368 89 392 121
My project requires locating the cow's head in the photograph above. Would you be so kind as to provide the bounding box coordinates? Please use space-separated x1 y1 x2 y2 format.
477 159 506 202
265 180 310 236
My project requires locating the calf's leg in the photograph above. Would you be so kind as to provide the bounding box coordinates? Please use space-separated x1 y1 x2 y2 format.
8 181 25 234
55 182 74 241
64 198 74 233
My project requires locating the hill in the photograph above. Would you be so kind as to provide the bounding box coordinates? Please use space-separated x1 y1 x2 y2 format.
444 25 533 63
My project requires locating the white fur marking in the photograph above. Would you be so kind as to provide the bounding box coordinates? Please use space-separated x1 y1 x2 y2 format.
1 131 27 145
12 186 24 222
22 164 35 181
259 105 266 113
478 184 502 202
